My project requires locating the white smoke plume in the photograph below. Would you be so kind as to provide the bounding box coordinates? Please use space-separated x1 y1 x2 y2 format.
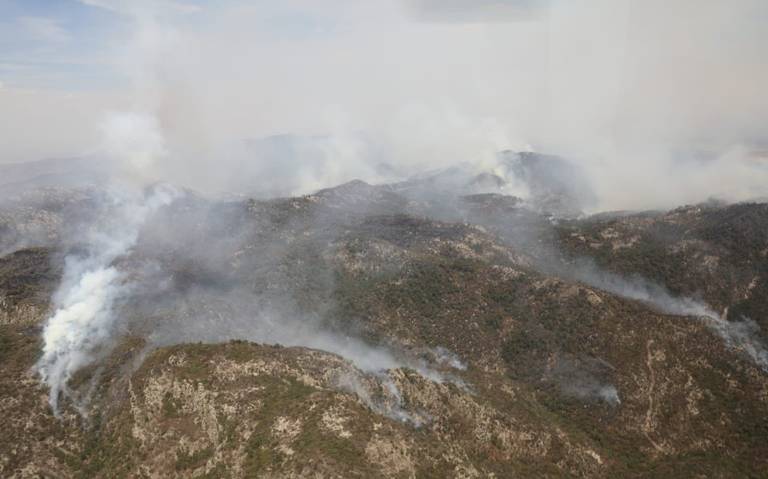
334 372 428 426
36 185 177 413
597 386 620 406
35 108 178 413
567 262 768 371
101 112 167 182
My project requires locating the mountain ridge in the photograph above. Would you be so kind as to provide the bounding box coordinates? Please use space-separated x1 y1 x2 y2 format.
1 154 767 477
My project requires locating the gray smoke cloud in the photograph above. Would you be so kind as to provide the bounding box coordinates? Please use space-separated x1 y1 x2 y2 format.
28 118 459 419
21 101 460 420
3 0 765 419
2 0 767 210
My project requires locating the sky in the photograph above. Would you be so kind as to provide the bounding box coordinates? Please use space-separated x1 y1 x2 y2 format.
1 0 767 209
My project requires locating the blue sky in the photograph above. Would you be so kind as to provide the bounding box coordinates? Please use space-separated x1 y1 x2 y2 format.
0 0 546 90
0 0 380 90
0 0 130 89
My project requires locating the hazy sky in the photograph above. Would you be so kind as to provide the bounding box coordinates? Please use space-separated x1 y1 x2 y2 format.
1 0 767 209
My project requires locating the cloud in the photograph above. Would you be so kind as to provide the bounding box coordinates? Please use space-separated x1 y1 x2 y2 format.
18 16 71 44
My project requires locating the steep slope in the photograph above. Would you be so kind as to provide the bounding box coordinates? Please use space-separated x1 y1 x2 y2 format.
0 168 767 477
555 203 768 333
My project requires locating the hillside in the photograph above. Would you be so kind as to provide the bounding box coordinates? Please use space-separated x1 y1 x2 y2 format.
1 155 767 478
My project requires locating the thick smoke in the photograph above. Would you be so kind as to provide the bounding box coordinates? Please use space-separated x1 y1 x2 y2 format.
36 184 177 412
29 112 458 418
3 0 767 209
6 0 767 420
34 106 181 412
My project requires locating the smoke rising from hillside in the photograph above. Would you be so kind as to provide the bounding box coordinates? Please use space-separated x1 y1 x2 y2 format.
564 259 768 371
8 0 768 418
2 0 767 210
31 110 459 418
36 184 178 413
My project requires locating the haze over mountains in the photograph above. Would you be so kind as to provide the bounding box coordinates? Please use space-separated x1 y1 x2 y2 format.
2 150 768 476
2 0 768 477
4 0 768 209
